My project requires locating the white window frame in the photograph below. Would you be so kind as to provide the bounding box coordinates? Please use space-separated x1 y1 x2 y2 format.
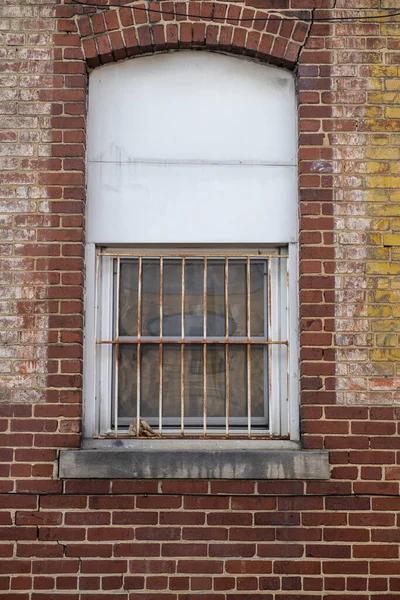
83 242 299 446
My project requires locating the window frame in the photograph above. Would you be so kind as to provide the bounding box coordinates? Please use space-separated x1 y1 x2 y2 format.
83 242 300 447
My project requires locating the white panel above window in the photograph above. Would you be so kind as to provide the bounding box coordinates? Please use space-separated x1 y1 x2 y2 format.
87 51 297 165
86 50 297 244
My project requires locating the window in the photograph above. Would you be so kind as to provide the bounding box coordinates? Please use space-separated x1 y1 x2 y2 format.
82 50 300 446
60 51 330 479
95 247 288 439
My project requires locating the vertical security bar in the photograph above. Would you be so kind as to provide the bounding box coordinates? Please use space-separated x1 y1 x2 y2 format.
136 256 142 437
181 257 185 437
203 257 207 438
114 256 120 436
246 256 251 438
93 251 100 434
225 257 229 437
159 257 163 436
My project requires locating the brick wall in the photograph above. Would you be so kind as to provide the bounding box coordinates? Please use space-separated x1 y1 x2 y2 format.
1 0 400 596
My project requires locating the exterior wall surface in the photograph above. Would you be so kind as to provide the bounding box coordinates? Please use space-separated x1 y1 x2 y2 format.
0 0 400 596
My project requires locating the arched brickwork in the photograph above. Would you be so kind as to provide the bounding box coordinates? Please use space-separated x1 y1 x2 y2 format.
76 4 310 69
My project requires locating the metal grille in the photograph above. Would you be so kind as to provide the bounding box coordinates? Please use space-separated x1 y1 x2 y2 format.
95 250 289 439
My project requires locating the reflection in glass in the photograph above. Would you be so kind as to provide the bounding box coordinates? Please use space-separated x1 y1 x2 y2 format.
163 259 182 336
250 259 266 337
185 344 203 418
228 259 246 337
207 259 225 337
118 344 137 418
119 259 138 336
251 345 266 419
185 259 204 336
162 345 181 418
207 345 226 417
141 259 160 336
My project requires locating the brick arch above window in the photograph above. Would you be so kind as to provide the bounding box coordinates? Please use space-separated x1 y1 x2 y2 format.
76 4 310 69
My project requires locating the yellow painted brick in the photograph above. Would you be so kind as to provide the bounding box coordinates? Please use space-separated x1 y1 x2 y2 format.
367 204 400 217
371 320 400 332
370 348 400 361
392 219 400 230
370 218 390 231
367 305 392 317
380 25 400 37
367 190 389 202
392 306 400 318
391 248 400 261
370 91 400 103
386 107 400 119
392 277 400 289
366 176 400 188
369 290 400 302
390 163 400 174
383 234 400 245
367 233 382 246
371 134 389 145
386 79 400 91
363 65 399 76
366 147 400 160
367 248 391 260
366 161 390 174
365 107 384 118
376 333 397 347
366 262 400 275
390 191 400 202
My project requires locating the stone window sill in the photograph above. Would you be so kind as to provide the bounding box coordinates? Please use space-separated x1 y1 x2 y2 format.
59 440 329 480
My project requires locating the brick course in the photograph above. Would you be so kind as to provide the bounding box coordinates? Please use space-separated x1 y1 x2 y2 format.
0 0 400 596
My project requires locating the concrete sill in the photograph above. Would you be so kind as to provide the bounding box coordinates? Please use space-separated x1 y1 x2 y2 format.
59 443 329 479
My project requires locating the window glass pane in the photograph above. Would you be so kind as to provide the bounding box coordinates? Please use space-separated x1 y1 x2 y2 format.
207 259 225 337
250 259 266 337
228 258 246 337
163 259 182 337
229 346 247 418
185 258 204 337
162 345 181 418
207 345 226 417
251 345 267 421
184 344 203 418
142 258 160 336
119 259 138 336
141 344 159 418
118 344 137 419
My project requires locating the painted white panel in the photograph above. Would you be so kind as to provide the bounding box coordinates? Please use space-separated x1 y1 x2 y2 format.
87 52 297 165
87 162 297 244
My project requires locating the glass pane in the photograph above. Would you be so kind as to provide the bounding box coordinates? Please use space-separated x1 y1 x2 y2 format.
184 344 203 418
141 258 160 336
118 344 137 419
251 345 267 421
250 259 266 337
185 258 204 337
229 346 247 418
141 345 159 419
162 345 181 418
119 259 138 336
228 259 246 337
163 259 182 337
207 345 226 417
207 259 225 337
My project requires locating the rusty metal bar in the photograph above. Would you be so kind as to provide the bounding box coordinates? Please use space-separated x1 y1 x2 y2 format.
136 256 142 437
203 257 207 437
97 339 288 346
98 251 289 259
181 257 185 437
114 256 120 436
159 257 163 435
